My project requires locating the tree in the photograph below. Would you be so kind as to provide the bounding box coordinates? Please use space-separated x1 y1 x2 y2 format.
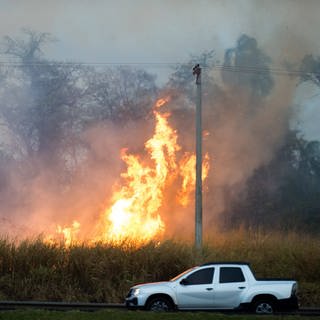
225 131 320 232
0 29 77 158
222 34 274 97
2 28 54 62
0 29 160 184
300 54 320 85
86 66 158 123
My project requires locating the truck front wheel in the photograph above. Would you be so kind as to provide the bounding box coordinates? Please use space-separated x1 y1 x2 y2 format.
146 296 173 312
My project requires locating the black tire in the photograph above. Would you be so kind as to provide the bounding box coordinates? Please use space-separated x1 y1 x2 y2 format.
253 299 275 314
146 296 173 312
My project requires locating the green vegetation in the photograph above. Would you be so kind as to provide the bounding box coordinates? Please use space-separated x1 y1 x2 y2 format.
0 231 319 306
0 310 319 320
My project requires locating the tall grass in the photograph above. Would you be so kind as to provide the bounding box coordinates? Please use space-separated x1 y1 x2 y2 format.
0 231 319 306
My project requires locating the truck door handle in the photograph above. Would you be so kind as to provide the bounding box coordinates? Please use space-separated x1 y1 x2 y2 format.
238 286 246 289
206 288 213 291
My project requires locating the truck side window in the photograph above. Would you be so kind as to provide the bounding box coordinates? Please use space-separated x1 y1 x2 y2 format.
186 268 214 285
219 267 245 283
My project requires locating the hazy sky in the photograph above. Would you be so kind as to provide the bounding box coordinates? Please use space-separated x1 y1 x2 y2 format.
1 0 319 63
0 0 320 139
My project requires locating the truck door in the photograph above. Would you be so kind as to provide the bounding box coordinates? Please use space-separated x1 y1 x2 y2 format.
213 266 248 308
176 267 215 309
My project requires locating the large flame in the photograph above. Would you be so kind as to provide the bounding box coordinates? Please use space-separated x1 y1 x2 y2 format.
98 101 180 243
46 97 209 246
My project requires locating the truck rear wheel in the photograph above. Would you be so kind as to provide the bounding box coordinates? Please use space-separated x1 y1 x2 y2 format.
253 299 274 314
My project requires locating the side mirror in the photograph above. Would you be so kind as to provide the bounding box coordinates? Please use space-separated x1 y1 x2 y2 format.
180 278 189 286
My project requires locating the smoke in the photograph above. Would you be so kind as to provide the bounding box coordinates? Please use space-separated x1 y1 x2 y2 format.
205 77 297 227
158 70 297 238
0 0 320 240
0 68 310 241
0 114 154 240
1 1 319 67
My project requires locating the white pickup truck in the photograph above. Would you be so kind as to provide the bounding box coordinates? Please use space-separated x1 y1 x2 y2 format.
125 262 298 314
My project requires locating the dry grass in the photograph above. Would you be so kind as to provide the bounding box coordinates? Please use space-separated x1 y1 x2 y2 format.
0 230 319 306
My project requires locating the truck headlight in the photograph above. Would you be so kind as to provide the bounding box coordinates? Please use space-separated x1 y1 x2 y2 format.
133 288 140 296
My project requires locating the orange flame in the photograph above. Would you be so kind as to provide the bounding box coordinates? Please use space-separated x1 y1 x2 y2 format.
178 153 210 207
98 107 180 244
46 96 210 246
155 96 171 108
203 130 210 138
45 220 80 247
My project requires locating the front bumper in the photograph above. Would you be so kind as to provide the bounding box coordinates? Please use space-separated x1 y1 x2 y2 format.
125 289 150 309
125 297 138 308
125 297 144 310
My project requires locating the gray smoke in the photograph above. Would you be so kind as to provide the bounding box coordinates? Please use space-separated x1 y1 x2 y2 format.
0 0 319 240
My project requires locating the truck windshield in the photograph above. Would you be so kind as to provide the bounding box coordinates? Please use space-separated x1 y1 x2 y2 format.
170 267 196 282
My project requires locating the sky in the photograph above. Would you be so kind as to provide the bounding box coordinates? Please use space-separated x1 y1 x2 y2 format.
0 0 319 62
0 0 320 139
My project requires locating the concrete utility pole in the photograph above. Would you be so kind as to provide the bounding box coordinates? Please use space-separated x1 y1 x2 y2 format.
193 64 202 249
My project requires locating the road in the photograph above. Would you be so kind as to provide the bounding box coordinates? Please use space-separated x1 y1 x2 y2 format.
0 301 320 315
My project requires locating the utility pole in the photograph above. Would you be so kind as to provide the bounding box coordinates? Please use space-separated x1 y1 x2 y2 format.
193 64 202 249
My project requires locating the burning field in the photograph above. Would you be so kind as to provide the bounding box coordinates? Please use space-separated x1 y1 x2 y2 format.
1 31 319 247
1 2 320 307
43 97 209 246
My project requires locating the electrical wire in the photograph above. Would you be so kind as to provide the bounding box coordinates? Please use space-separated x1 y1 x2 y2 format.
0 59 318 78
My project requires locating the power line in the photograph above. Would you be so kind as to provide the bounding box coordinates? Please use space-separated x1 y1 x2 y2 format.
0 59 318 78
